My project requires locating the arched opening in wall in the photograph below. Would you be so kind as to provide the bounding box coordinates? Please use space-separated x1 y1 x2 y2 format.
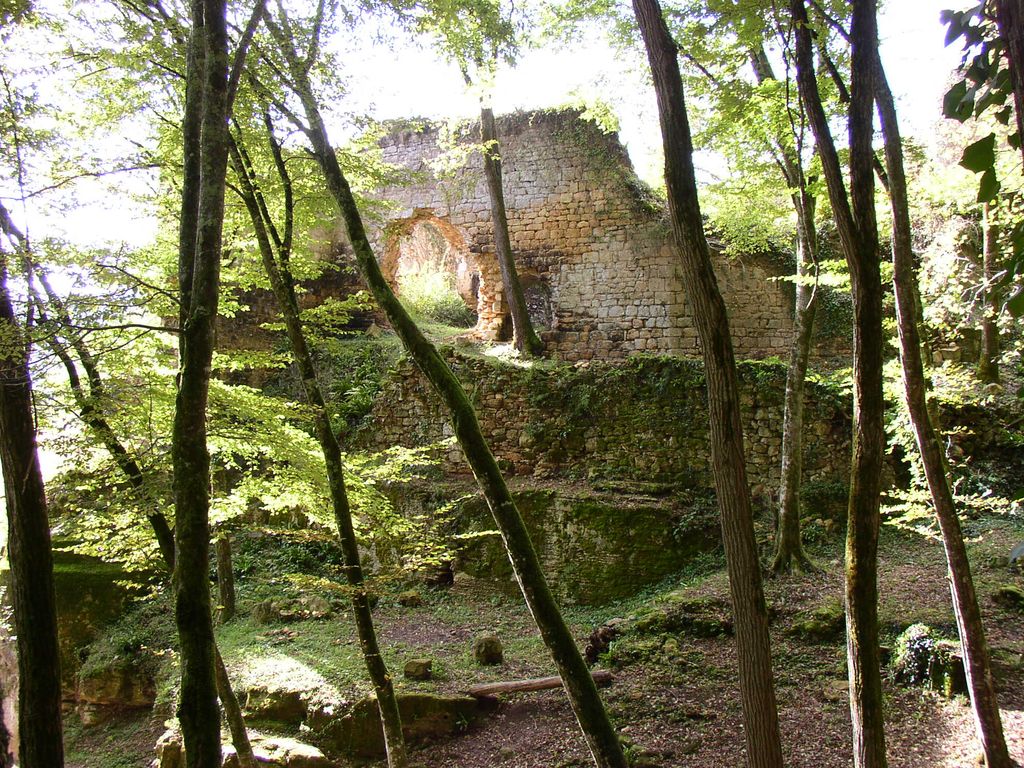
381 212 485 330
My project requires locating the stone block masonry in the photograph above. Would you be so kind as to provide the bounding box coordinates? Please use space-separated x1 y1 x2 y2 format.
357 352 851 507
366 109 822 361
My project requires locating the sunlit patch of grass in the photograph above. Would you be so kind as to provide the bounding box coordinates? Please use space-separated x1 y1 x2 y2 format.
398 266 476 328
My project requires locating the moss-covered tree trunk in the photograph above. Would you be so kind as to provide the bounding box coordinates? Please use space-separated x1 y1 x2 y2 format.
173 0 230 763
631 1 783 765
216 537 236 623
773 189 819 574
227 129 409 768
791 1 888 765
479 106 542 357
748 47 820 575
875 57 1012 768
0 213 64 768
263 15 626 766
978 203 1000 385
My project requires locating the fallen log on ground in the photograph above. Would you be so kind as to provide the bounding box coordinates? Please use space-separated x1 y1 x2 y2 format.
467 670 614 698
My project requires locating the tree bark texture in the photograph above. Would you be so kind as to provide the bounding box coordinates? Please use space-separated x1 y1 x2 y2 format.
791 2 888 765
173 0 231 763
228 131 409 767
978 204 1000 385
265 22 627 766
631 1 784 765
995 0 1024 167
748 46 820 574
875 57 1012 768
773 190 819 574
0 252 64 767
216 537 236 623
479 106 543 357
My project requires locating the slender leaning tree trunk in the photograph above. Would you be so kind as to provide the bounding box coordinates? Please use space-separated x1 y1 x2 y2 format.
33 292 255 768
631 1 784 765
227 131 409 767
748 46 820 574
0 228 64 767
773 189 819 574
791 2 888 765
262 16 626 766
479 106 542 356
874 57 1013 768
173 0 231 763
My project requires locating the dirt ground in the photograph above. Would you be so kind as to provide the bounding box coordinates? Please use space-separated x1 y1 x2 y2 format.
65 521 1024 768
383 524 1024 768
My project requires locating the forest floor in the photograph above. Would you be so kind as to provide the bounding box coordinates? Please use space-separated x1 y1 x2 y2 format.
63 508 1024 768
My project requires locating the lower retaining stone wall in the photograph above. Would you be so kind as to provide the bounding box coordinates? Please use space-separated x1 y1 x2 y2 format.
356 353 851 507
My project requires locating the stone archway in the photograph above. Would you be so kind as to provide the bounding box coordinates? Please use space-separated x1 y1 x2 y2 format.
381 210 507 339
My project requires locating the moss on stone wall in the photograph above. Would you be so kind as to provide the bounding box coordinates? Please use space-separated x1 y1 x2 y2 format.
455 486 719 605
358 351 852 502
50 549 144 694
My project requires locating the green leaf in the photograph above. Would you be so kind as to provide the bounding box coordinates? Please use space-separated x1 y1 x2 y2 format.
959 132 996 172
943 80 969 121
995 106 1012 125
977 167 1000 203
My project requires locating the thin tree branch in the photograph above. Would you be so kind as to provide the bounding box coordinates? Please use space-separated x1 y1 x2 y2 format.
227 0 267 111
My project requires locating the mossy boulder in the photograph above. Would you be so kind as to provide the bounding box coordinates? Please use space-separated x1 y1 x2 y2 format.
786 602 845 643
632 595 732 638
891 624 967 699
404 658 433 680
244 685 309 725
473 634 504 665
76 663 155 725
311 693 484 759
49 550 144 694
397 589 424 608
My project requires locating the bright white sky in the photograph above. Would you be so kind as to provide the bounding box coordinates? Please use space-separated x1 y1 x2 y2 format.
336 0 971 185
45 0 976 250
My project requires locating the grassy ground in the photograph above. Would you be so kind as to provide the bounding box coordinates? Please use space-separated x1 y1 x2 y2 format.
63 508 1023 767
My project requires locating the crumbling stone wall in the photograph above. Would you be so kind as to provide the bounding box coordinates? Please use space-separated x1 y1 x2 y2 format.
357 353 851 507
369 109 803 361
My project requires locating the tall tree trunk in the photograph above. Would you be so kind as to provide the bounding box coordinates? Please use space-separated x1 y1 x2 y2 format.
0 233 64 768
791 2 888 765
262 18 626 766
479 106 542 356
978 203 1001 385
174 0 231 763
216 537 236 623
227 132 410 768
995 0 1024 167
747 46 820 575
773 190 819 574
630 1 783 765
874 55 1013 768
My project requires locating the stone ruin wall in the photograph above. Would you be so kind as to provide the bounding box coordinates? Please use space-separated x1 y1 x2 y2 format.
359 354 851 507
367 110 803 361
